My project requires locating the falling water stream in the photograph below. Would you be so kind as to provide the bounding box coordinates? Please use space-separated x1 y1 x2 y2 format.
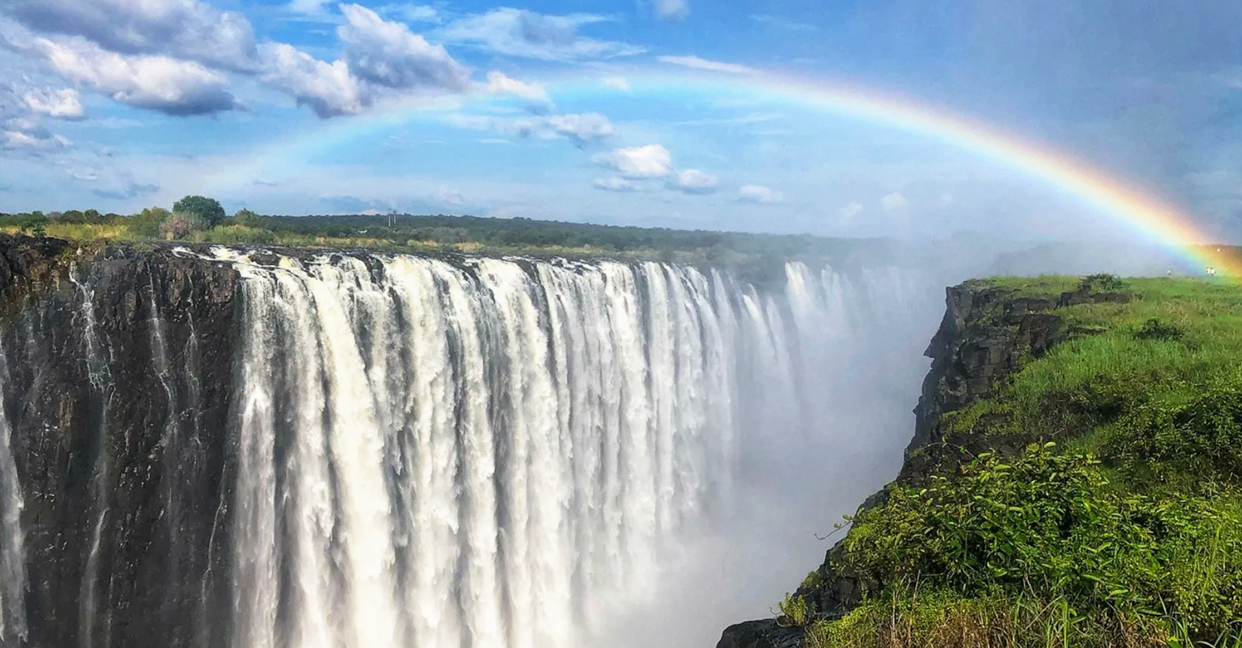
0 249 940 648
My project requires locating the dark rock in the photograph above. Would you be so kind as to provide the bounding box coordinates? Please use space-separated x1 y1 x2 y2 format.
0 238 240 648
716 619 805 648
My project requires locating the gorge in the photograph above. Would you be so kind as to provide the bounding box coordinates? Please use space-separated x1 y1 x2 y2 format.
0 235 946 648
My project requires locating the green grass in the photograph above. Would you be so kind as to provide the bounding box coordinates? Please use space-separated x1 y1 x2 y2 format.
945 278 1242 443
793 275 1242 648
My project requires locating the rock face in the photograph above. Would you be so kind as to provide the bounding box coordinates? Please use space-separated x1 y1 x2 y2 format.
717 281 1080 648
0 236 240 648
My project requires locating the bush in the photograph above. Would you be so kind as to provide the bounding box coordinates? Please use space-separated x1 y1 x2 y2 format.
778 593 814 627
1109 387 1242 484
127 207 171 239
1081 273 1127 292
1135 318 1184 342
841 444 1242 637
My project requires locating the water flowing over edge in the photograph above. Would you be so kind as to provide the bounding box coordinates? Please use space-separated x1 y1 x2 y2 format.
0 247 940 648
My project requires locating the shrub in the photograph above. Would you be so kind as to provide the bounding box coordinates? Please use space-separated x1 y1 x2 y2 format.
127 207 171 239
1109 387 1242 484
1134 318 1183 342
1081 273 1127 292
778 593 814 627
841 444 1242 637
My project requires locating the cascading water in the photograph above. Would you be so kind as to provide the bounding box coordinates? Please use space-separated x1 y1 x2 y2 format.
0 346 26 644
0 246 944 648
219 251 937 648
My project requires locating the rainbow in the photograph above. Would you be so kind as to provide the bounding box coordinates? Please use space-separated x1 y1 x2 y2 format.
206 68 1240 277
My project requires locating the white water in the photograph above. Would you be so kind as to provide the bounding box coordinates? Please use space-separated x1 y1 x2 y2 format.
219 251 940 648
0 346 26 644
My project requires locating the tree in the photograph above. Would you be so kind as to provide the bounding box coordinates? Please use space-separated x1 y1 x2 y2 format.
128 206 171 238
173 195 226 227
233 208 261 227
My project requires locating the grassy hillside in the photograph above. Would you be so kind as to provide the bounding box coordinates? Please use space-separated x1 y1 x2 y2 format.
787 275 1242 648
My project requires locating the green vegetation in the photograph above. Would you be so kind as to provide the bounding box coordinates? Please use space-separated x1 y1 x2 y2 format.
0 198 893 280
799 275 1242 647
172 195 227 227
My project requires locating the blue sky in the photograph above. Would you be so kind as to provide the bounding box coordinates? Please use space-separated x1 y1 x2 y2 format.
0 0 1239 241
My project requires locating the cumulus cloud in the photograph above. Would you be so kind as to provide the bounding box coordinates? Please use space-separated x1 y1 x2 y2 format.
881 192 910 211
439 8 644 61
838 201 864 221
669 168 717 194
485 71 550 104
658 55 756 75
92 179 159 200
594 177 640 192
592 144 673 179
448 111 614 146
2 0 259 72
338 4 469 92
534 113 612 144
738 184 783 204
653 0 689 20
603 77 631 92
258 5 471 118
35 38 237 116
259 43 365 118
23 87 84 120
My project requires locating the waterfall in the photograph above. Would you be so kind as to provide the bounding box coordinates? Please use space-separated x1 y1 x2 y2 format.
0 346 26 644
0 247 942 648
219 251 936 648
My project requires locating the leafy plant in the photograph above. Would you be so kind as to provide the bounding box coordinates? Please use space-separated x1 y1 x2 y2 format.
1081 273 1127 292
777 593 814 627
1135 318 1184 342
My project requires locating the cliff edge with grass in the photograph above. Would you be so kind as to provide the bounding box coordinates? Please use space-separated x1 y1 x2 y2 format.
719 274 1242 648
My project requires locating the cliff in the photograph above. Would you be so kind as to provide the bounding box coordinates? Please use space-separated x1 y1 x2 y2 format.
717 277 1145 648
0 235 241 648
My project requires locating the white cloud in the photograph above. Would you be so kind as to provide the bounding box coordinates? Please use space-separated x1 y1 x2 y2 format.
537 113 612 144
881 192 910 211
657 55 756 75
259 43 365 117
838 202 864 221
594 177 640 192
4 0 259 72
1 129 69 153
938 192 956 207
24 87 85 120
654 0 689 20
257 6 470 118
338 4 470 92
738 184 783 204
439 8 644 61
448 111 614 146
669 168 717 194
485 71 550 104
603 77 631 92
592 144 673 179
35 38 238 115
